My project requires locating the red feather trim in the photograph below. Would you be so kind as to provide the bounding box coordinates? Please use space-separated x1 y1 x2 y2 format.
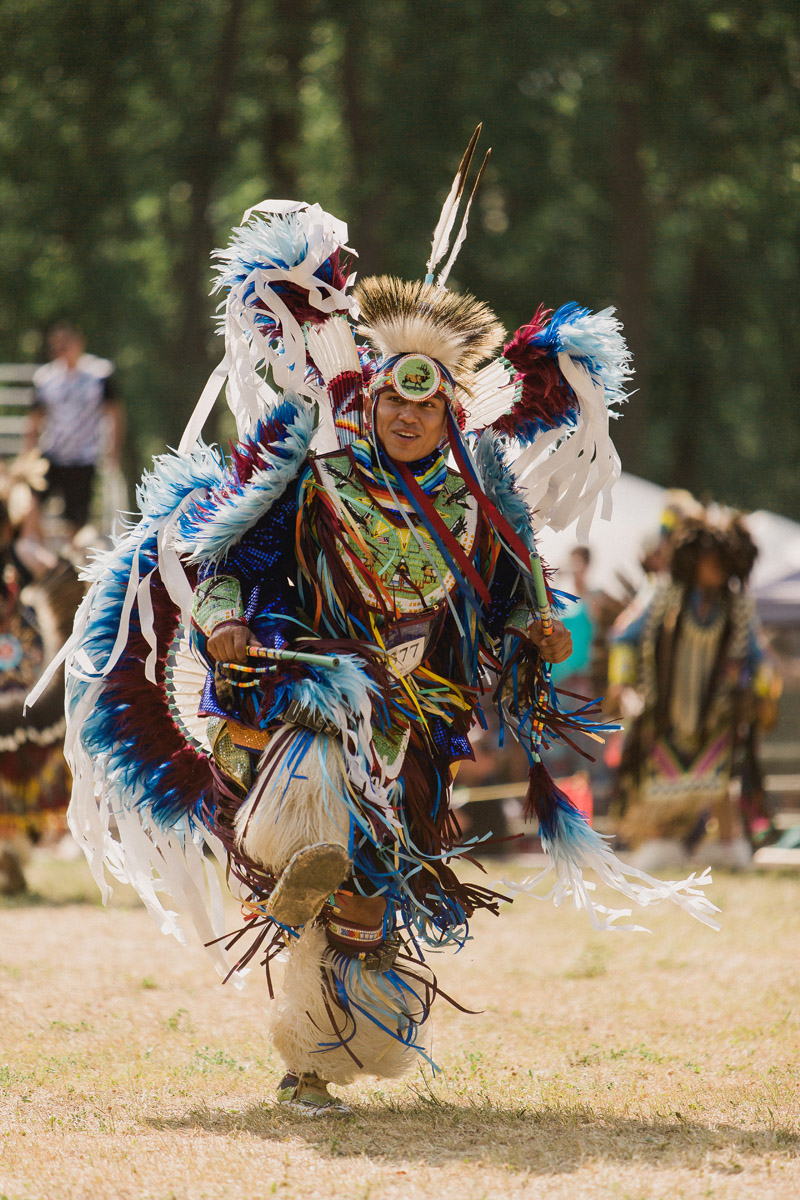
493 306 578 438
101 570 212 825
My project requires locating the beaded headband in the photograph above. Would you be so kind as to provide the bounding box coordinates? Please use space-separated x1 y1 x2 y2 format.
367 353 455 406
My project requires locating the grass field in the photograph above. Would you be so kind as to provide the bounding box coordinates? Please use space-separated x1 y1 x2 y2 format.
1 851 798 1200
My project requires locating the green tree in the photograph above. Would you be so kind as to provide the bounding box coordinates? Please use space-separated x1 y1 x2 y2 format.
1 0 798 516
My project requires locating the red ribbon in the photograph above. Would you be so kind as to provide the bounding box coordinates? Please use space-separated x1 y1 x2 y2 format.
394 459 492 607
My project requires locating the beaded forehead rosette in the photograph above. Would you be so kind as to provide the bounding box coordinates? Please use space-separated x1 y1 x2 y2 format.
368 354 454 406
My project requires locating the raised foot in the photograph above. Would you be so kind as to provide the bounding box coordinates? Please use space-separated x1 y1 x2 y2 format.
267 842 352 927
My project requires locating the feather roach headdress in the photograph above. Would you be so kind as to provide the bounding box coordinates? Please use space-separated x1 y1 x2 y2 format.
670 511 758 586
355 276 506 390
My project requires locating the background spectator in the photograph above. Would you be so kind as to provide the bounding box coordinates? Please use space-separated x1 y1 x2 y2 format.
26 322 124 536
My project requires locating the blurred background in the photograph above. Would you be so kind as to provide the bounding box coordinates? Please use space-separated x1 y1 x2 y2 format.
1 0 798 502
1 0 800 888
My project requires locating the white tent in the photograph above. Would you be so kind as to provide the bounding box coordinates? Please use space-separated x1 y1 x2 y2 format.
536 473 800 623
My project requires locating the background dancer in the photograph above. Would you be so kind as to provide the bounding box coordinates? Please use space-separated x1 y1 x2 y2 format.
26 322 124 538
608 511 780 869
0 465 83 894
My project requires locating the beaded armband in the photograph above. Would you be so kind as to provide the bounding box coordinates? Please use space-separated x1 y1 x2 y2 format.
192 574 245 638
504 603 537 639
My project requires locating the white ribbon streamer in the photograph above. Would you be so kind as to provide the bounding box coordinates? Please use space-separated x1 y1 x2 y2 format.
178 352 231 455
138 568 158 684
511 355 620 537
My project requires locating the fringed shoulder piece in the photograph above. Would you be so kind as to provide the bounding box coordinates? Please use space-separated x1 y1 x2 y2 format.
176 394 316 565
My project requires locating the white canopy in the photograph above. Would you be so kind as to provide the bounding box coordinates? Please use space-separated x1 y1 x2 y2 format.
536 472 800 623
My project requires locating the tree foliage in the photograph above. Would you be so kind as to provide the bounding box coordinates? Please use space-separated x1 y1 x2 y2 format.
1 0 798 512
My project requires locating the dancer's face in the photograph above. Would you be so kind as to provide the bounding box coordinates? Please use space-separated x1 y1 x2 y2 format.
374 390 448 462
695 551 727 592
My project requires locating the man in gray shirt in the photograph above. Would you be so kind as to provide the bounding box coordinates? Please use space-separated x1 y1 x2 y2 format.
27 322 123 533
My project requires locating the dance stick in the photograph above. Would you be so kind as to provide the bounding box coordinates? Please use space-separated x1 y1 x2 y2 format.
216 645 343 686
245 646 341 669
529 553 554 638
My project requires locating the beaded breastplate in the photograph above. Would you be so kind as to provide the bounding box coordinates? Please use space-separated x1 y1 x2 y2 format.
313 451 479 617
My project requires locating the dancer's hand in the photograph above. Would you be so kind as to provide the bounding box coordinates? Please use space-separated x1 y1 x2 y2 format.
207 621 261 663
525 618 572 663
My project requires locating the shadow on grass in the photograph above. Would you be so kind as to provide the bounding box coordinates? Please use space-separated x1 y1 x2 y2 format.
149 1099 800 1173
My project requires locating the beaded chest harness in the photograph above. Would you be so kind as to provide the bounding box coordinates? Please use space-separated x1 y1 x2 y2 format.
313 453 479 618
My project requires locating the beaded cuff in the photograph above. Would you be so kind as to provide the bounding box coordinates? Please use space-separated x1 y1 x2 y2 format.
325 919 402 972
192 574 245 638
504 602 537 638
326 918 385 947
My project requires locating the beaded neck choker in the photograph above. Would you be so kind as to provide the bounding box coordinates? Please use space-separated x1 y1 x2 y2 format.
351 439 447 499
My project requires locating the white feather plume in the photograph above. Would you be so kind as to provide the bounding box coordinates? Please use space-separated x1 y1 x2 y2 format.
425 125 482 280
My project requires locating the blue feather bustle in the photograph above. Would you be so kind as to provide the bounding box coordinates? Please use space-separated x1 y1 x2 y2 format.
496 302 633 448
176 394 315 565
214 213 317 293
71 445 227 834
211 209 353 341
69 394 320 845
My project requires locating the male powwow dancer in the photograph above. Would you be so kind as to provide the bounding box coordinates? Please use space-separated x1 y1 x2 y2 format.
37 131 718 1114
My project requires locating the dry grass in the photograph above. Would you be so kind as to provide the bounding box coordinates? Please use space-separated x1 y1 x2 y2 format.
1 852 799 1200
